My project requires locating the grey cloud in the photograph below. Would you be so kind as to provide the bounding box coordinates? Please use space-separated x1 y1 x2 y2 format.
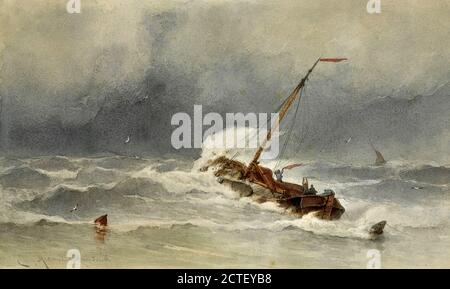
0 0 448 162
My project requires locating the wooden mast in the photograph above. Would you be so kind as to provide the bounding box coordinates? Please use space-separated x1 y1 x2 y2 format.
245 58 321 174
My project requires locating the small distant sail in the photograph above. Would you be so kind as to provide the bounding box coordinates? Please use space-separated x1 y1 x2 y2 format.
370 141 387 166
374 150 386 166
94 214 108 226
94 214 108 244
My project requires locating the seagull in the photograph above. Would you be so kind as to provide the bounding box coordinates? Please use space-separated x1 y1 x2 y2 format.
124 135 131 144
345 137 352 144
411 186 424 190
70 203 79 213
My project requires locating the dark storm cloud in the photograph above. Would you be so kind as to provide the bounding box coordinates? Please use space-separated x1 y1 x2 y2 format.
0 0 449 162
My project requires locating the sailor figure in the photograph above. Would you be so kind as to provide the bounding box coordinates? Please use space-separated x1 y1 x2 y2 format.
274 169 283 182
308 184 318 195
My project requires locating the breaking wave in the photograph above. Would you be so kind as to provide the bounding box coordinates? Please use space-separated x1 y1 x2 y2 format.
0 149 448 242
399 165 450 185
0 166 51 189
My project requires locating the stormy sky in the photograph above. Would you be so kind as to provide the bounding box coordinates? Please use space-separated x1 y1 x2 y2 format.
0 0 449 163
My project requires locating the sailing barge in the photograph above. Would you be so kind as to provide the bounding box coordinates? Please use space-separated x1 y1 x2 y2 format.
201 58 348 220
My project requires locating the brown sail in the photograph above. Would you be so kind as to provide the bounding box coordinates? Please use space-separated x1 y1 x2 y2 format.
374 149 387 166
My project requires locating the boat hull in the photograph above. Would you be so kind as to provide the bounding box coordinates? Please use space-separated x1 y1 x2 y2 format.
208 156 346 221
278 194 345 220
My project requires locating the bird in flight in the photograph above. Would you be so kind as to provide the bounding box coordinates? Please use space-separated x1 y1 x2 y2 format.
70 204 79 213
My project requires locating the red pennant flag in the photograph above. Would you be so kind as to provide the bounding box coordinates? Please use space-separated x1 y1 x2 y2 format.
282 163 303 170
320 58 348 62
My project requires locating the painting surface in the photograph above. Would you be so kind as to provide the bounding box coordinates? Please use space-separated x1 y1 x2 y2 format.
0 0 449 268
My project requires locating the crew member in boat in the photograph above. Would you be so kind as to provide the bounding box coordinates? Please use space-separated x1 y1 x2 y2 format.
302 177 317 195
274 169 283 182
308 184 318 195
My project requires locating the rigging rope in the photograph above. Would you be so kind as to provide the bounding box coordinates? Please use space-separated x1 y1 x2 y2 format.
230 92 292 157
292 83 313 155
230 80 310 170
274 87 303 170
293 83 310 154
275 83 313 170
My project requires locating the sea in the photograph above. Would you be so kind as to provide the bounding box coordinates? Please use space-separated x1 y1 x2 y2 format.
0 146 449 268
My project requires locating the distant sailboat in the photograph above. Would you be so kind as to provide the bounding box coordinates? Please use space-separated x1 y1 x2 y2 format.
374 150 386 166
371 143 387 166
